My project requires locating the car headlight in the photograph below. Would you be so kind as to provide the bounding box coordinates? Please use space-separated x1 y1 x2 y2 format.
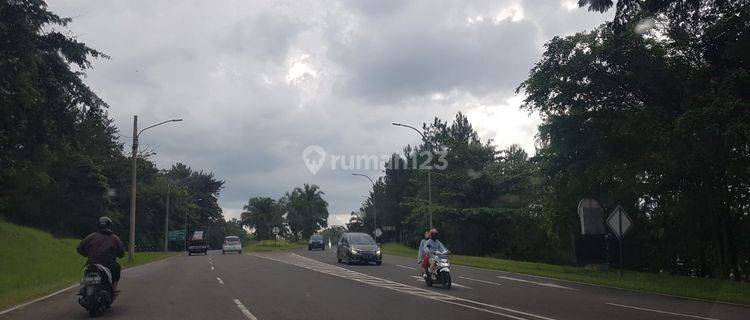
350 248 357 254
376 249 381 255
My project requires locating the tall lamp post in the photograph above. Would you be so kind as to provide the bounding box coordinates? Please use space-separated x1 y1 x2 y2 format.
392 122 433 229
128 116 183 262
352 173 376 237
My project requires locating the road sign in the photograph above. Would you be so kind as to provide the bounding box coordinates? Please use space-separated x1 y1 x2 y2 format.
607 205 633 277
577 198 605 235
167 229 185 241
374 228 383 238
607 205 632 239
272 227 280 235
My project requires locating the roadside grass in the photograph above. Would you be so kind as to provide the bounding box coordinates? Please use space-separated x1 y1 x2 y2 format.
0 220 176 311
381 243 750 305
243 239 307 252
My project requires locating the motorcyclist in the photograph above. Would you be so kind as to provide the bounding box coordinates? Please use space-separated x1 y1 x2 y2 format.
77 217 125 290
422 229 447 275
417 230 430 277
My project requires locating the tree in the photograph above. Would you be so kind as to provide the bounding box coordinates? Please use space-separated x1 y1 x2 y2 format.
0 0 118 237
518 0 750 277
241 197 284 241
284 184 329 240
346 211 366 233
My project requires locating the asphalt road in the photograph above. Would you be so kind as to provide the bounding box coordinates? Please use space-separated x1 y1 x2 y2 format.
1 248 748 320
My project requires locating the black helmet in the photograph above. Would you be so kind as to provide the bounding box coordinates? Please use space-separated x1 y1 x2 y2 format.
97 216 113 231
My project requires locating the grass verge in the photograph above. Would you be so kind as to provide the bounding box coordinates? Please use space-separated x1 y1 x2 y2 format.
381 243 750 305
243 239 307 252
0 220 176 311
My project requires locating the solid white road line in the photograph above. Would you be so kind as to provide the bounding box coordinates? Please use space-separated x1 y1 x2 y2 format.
497 276 576 290
606 303 720 320
410 276 473 289
234 299 259 320
0 283 78 315
396 264 414 270
460 276 503 286
217 277 224 285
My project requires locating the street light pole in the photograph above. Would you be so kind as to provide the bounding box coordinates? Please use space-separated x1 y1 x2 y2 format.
164 182 170 253
129 116 138 262
127 116 183 262
352 173 376 237
392 122 433 229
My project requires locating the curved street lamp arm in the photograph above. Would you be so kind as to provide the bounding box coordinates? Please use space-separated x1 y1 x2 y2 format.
391 122 426 140
138 119 183 136
352 173 375 186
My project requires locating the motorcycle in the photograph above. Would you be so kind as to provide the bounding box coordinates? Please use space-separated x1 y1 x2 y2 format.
78 264 116 317
423 250 451 289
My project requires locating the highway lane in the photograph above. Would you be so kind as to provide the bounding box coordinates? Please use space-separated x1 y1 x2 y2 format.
295 247 750 320
1 250 499 319
1 249 748 319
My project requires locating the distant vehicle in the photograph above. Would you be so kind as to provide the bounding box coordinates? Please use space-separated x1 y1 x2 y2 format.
222 236 242 254
187 231 208 256
308 234 325 250
336 232 381 265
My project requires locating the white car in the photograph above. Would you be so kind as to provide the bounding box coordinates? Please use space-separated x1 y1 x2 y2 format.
222 236 242 254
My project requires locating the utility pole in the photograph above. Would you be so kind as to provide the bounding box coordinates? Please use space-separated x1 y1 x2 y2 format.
128 116 138 262
164 182 170 253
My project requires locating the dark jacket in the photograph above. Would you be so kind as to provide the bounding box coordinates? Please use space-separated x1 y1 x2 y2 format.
77 230 125 266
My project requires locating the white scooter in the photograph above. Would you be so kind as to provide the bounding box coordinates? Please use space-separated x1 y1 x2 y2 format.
424 250 451 289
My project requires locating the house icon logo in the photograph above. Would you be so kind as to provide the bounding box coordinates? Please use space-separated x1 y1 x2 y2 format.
302 145 326 175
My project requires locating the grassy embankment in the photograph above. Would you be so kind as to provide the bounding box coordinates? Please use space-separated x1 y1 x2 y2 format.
242 239 307 252
0 220 176 311
381 243 750 305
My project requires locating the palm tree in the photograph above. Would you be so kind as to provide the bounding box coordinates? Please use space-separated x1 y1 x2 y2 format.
285 184 329 240
241 197 283 240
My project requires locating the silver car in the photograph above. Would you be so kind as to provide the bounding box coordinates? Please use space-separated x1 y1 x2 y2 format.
222 236 242 254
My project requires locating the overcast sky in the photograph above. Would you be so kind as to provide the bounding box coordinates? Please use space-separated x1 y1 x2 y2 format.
50 1 612 226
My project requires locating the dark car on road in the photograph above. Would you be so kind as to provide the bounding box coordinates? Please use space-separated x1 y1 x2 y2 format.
337 232 381 265
187 231 208 255
308 234 325 250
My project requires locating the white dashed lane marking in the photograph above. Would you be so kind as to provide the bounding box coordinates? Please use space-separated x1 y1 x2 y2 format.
460 276 503 286
234 299 259 320
254 252 556 320
216 277 224 285
606 303 719 320
496 276 576 290
409 276 473 289
396 264 414 270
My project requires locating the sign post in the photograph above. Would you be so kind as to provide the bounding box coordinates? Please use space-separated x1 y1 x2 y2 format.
606 205 632 277
272 227 280 247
